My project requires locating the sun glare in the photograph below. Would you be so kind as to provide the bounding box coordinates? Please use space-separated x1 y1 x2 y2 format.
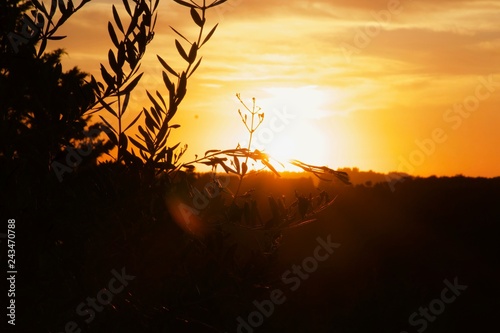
246 86 333 171
232 85 349 173
264 121 328 169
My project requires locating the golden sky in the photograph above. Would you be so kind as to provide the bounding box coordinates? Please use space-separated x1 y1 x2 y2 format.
51 0 500 177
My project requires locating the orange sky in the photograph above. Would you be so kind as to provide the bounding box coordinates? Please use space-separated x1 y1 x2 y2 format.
50 0 500 177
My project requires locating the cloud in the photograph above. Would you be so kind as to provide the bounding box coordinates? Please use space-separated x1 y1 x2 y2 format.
45 0 500 176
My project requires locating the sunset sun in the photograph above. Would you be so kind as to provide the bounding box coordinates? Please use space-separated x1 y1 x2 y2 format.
253 86 333 170
263 121 329 170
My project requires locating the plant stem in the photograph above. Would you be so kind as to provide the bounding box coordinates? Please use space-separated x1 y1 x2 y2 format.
117 89 122 161
185 1 205 76
232 97 257 202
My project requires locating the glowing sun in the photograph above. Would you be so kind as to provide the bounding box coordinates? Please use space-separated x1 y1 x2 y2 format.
251 86 332 170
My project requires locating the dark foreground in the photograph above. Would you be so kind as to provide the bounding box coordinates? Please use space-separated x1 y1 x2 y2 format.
2 170 499 333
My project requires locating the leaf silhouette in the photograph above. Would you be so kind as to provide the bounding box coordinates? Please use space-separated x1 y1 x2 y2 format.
58 0 66 13
261 159 280 177
121 92 130 115
155 91 167 110
146 90 163 113
47 35 67 40
157 55 178 77
175 39 189 62
105 127 119 145
207 0 228 8
112 5 124 32
96 94 117 117
162 71 175 93
108 22 119 48
188 57 202 78
201 24 218 47
149 106 161 124
49 0 57 17
205 149 221 156
119 72 143 95
98 115 117 134
233 155 240 174
190 8 204 27
170 26 191 44
100 64 115 87
242 161 248 176
108 49 120 75
129 136 148 152
188 42 197 63
123 109 143 132
122 0 131 15
145 110 159 130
